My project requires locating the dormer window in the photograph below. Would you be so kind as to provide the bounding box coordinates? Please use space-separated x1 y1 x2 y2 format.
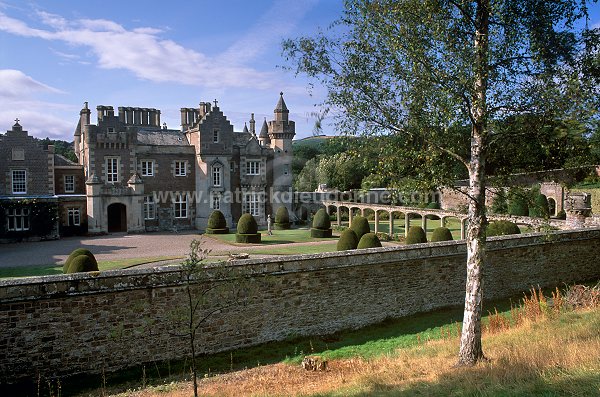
213 130 219 143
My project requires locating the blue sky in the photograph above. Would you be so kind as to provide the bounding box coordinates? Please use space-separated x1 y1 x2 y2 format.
0 0 599 141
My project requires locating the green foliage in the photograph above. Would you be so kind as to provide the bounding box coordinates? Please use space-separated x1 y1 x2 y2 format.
556 209 567 220
486 221 521 237
235 234 262 244
310 228 333 238
426 202 441 209
206 210 228 234
64 248 97 273
65 255 99 273
406 226 427 245
0 199 58 239
312 209 331 230
237 214 258 234
294 157 320 191
350 216 370 240
491 190 508 215
38 137 77 163
275 207 290 229
431 227 454 242
357 232 382 249
508 188 529 216
529 193 550 218
337 229 359 251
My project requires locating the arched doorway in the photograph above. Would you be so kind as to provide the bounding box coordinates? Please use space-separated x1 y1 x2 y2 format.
107 203 127 232
548 197 557 216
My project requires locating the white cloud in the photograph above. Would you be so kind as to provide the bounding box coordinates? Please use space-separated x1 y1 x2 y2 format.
0 69 64 97
0 10 275 89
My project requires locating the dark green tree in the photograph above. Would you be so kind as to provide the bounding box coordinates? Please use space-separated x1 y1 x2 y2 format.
284 0 595 365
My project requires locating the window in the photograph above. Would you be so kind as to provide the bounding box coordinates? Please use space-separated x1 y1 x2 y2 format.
64 175 75 193
141 160 154 176
107 127 115 133
68 208 80 226
212 165 222 187
12 170 26 194
174 161 187 176
211 193 221 210
6 208 29 231
230 162 235 172
244 192 260 216
106 157 119 183
246 161 260 175
283 164 289 175
12 148 24 160
213 130 219 143
174 193 188 218
144 195 155 220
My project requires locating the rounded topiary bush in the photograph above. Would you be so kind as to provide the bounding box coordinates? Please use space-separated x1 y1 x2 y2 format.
206 210 229 234
337 229 359 251
357 232 382 249
274 206 291 229
528 194 549 218
508 189 529 216
431 227 453 242
486 220 521 237
66 254 99 273
406 226 427 245
350 216 370 240
311 208 332 238
63 248 97 273
427 202 441 209
236 213 261 243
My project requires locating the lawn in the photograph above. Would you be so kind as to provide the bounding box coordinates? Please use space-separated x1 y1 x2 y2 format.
0 256 183 279
206 227 338 245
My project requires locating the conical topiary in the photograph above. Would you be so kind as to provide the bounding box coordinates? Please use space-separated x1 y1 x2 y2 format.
63 248 97 273
350 216 370 240
406 226 427 245
357 232 382 249
430 227 453 242
337 229 359 251
236 213 261 243
311 208 332 238
528 193 549 218
66 254 99 273
206 210 229 234
275 206 291 229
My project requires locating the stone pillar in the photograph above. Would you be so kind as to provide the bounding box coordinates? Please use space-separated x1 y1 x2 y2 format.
86 174 104 234
565 192 592 229
154 109 161 127
374 210 379 234
349 208 353 227
361 208 365 217
389 212 394 236
118 107 125 123
126 108 134 125
460 218 467 240
127 174 145 233
337 207 341 226
141 109 149 125
404 213 410 237
421 215 427 231
133 108 141 125
441 216 446 228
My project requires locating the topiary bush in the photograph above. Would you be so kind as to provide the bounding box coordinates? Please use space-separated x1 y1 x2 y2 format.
350 216 370 240
311 208 332 238
357 232 382 249
337 229 359 251
486 220 521 237
406 226 427 244
236 213 261 243
274 206 291 229
556 209 566 220
206 210 229 234
426 202 441 209
63 248 97 273
65 254 99 274
529 193 549 218
431 227 453 242
508 188 529 216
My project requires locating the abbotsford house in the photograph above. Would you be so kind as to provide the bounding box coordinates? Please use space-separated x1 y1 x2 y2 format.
0 93 295 241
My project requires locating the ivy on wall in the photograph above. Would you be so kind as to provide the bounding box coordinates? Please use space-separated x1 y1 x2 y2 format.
0 199 59 239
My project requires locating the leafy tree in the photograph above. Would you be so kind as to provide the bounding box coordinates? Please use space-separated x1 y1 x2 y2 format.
283 0 595 365
316 152 367 191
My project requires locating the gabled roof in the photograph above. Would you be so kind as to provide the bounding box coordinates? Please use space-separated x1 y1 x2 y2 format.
54 154 79 167
137 128 189 146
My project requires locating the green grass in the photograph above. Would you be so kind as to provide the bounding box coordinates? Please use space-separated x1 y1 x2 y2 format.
206 227 337 245
0 256 182 279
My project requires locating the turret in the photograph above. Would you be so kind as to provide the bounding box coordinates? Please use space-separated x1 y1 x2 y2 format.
274 91 289 122
258 118 270 146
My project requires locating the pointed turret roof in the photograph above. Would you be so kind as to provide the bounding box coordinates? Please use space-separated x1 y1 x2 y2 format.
243 122 249 133
259 118 269 139
275 92 288 112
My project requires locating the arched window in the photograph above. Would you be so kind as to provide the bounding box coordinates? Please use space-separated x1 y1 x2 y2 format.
548 197 556 216
212 164 222 187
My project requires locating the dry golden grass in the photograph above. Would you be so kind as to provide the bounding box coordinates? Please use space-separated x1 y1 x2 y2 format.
112 305 600 397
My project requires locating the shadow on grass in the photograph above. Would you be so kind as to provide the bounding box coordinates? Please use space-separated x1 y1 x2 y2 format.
2 296 517 397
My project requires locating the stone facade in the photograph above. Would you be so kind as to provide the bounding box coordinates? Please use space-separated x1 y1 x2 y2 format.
0 229 599 383
75 94 295 234
0 121 86 241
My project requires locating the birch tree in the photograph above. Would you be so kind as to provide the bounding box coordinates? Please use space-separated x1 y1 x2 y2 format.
283 0 596 365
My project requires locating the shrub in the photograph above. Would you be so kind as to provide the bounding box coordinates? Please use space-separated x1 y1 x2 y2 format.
337 229 358 251
311 228 333 238
350 216 370 240
431 227 453 242
312 209 331 230
235 233 262 243
376 232 390 241
357 232 382 249
63 248 97 273
66 254 99 273
426 202 441 209
529 193 549 218
206 210 229 234
275 206 291 229
491 190 508 214
237 214 258 234
508 188 529 216
486 220 521 237
556 209 566 220
406 226 427 244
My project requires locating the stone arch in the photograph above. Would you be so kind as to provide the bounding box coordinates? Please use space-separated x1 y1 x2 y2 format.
107 202 127 233
547 197 557 216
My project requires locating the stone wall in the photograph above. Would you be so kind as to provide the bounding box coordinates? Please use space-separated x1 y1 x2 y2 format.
1 229 600 383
